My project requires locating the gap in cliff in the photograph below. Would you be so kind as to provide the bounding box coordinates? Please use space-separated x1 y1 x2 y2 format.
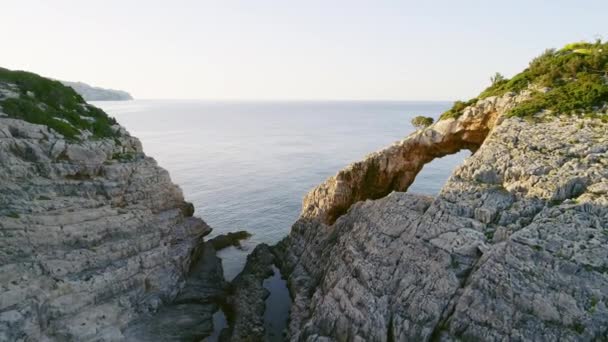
301 108 500 225
407 149 471 195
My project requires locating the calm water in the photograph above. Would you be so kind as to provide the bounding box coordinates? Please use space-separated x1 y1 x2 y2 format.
94 100 468 279
263 265 291 341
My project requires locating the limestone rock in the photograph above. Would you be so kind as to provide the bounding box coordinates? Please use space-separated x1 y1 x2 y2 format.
221 244 276 342
300 92 533 225
0 114 211 341
277 93 608 341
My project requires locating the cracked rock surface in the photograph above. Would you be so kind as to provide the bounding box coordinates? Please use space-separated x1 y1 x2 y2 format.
277 108 608 341
0 114 211 341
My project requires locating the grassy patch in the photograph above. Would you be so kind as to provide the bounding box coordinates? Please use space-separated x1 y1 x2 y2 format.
439 98 478 120
0 67 119 140
439 40 608 120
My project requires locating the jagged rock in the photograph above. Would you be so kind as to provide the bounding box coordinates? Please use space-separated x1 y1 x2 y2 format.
221 244 276 342
123 242 228 341
300 92 533 225
0 114 211 340
275 92 608 341
210 231 252 250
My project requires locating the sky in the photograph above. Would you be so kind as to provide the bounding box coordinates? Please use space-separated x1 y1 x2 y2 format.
2 0 607 100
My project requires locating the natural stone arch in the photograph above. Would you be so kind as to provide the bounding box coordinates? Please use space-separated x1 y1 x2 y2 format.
300 93 527 225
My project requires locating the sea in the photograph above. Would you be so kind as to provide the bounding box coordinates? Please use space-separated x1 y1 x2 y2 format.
94 99 468 340
94 100 468 280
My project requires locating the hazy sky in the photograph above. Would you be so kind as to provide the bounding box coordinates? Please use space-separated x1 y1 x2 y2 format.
2 0 606 100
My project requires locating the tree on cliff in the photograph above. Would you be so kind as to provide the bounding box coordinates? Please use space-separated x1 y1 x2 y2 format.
411 116 434 129
490 72 506 85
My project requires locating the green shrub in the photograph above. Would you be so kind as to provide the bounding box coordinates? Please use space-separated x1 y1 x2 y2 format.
439 40 608 121
411 115 434 129
490 72 506 85
439 98 478 120
0 67 119 140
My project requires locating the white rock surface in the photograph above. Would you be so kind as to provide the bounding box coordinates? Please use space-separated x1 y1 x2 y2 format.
0 116 210 341
277 97 608 341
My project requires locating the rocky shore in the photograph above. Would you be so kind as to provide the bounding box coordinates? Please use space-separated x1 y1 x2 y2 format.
0 73 240 341
221 42 608 341
218 87 608 341
2 41 608 341
274 103 608 341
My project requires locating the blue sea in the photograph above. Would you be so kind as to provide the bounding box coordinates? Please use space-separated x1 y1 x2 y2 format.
94 100 468 280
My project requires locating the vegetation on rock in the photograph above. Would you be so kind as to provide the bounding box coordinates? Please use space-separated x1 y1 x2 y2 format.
440 40 608 121
411 115 434 129
0 67 119 140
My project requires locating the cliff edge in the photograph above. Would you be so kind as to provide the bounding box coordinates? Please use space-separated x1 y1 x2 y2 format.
269 41 608 341
0 69 208 340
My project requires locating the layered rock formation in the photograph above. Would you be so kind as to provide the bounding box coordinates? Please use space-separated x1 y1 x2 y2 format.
0 78 208 340
60 81 133 101
300 91 533 225
220 244 277 341
123 240 228 341
275 93 608 340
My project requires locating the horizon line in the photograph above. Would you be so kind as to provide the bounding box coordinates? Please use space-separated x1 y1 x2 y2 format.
101 98 457 103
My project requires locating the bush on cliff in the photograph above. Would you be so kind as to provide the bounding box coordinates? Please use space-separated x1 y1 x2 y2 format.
411 116 434 129
440 40 608 120
0 67 118 140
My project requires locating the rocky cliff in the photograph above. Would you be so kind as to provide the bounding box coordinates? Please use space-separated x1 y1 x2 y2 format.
276 97 608 341
61 81 133 101
2 41 608 341
0 70 210 340
263 42 608 341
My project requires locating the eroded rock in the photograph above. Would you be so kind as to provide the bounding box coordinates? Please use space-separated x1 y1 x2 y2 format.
301 92 533 225
0 115 213 341
278 105 608 341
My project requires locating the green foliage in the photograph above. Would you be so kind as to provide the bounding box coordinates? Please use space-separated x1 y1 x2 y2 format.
490 72 506 85
111 152 137 161
439 40 608 121
0 67 119 140
410 115 434 129
439 98 478 120
508 72 608 117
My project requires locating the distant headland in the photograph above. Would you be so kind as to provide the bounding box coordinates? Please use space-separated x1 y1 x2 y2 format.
60 80 133 101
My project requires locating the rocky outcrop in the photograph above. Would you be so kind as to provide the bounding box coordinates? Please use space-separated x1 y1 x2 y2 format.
221 244 276 342
0 111 207 339
301 91 533 225
60 81 133 101
276 92 608 340
124 241 227 341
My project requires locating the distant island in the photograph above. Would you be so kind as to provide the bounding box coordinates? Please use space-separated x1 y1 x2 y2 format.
60 80 133 101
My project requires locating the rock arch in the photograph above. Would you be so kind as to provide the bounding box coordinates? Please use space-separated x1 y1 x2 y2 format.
300 94 524 225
